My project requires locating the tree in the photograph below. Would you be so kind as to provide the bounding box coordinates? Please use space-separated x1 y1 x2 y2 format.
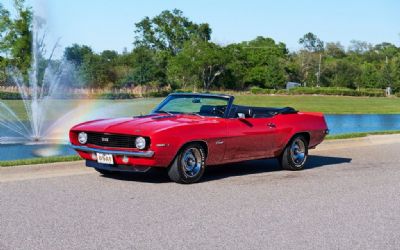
168 39 226 91
297 33 325 86
325 42 346 58
223 44 248 89
331 59 361 89
358 62 380 88
392 56 400 92
134 9 211 55
128 46 160 84
299 32 324 52
79 53 116 88
348 40 372 54
63 44 93 66
0 4 11 84
0 3 11 52
240 37 288 88
0 0 32 77
100 50 118 64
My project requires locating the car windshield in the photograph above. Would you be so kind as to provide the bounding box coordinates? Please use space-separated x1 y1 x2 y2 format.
153 95 229 118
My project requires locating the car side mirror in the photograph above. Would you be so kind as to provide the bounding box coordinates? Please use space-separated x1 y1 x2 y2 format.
237 113 246 119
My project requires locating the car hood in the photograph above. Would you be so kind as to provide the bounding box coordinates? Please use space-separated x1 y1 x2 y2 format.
71 114 219 135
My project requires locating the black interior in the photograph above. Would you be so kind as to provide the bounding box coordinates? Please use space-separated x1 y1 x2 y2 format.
228 105 297 118
199 105 227 117
199 104 297 118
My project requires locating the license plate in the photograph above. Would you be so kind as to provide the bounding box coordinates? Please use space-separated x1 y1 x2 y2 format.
96 153 114 164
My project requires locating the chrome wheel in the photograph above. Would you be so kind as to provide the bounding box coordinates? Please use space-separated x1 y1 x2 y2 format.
290 138 306 165
181 147 202 178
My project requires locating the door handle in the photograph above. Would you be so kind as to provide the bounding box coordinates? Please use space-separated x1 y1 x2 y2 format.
267 123 276 128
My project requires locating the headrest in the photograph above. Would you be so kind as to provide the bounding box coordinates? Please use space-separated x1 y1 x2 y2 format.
236 107 253 118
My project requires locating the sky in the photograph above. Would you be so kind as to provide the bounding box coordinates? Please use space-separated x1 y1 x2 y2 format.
3 0 400 58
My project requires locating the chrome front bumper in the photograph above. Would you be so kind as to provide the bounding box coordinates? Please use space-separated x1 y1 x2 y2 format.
70 144 155 158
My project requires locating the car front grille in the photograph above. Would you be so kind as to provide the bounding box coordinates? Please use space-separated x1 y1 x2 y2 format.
86 132 139 149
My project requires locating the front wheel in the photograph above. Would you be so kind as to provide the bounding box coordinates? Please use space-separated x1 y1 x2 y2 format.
168 143 206 184
279 135 308 170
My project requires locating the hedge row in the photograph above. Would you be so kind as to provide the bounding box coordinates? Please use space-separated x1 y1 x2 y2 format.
0 91 172 100
95 92 137 99
0 91 23 99
250 86 387 97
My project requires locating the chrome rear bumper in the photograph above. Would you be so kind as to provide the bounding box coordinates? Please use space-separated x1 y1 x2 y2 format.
70 144 154 158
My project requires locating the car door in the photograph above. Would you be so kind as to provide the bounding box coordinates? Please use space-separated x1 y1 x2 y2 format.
223 116 277 161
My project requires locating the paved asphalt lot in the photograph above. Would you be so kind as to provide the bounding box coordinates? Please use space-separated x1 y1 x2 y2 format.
1 135 400 250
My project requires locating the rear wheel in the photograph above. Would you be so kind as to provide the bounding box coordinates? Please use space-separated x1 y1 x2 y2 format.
279 135 308 170
168 143 206 184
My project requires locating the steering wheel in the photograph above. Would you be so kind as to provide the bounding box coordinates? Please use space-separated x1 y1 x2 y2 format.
212 107 225 116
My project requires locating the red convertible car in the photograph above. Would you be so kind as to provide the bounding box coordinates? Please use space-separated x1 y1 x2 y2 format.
70 93 328 184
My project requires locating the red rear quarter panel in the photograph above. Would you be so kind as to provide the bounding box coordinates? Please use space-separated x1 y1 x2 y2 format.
273 112 328 155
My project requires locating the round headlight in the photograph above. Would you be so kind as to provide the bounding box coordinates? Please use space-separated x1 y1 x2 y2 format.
78 132 88 144
135 136 146 149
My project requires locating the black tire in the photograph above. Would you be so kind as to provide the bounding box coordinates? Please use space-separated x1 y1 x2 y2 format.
94 168 115 175
279 135 309 170
168 143 206 184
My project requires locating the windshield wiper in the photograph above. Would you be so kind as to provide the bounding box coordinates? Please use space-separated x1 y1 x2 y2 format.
154 110 173 115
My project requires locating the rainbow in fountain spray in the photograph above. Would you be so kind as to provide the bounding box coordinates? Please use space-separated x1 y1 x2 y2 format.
0 17 159 159
0 18 75 145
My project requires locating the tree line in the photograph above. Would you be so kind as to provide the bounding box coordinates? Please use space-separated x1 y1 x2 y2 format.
1 1 400 93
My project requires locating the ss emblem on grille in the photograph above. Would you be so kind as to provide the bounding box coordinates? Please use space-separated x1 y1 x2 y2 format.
101 137 109 142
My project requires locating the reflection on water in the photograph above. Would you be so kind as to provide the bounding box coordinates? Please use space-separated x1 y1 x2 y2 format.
0 144 76 161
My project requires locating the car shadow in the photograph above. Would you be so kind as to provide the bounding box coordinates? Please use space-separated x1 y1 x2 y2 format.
99 155 352 184
99 168 170 183
202 155 352 182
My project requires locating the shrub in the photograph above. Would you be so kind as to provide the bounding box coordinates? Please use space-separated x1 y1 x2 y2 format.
249 87 386 97
0 91 23 100
174 89 193 93
96 92 136 99
143 90 171 97
249 86 278 94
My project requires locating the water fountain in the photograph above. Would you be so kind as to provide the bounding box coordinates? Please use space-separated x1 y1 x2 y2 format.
0 20 70 145
0 15 90 159
0 17 160 160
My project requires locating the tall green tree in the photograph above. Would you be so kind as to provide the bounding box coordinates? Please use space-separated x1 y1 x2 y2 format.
348 40 372 54
297 33 325 86
134 9 211 55
64 44 93 66
299 32 324 52
0 0 32 77
128 46 160 84
240 37 288 88
79 53 116 88
168 39 226 90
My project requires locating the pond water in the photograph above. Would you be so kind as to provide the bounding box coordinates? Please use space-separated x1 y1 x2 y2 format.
325 114 400 135
0 144 76 161
1 114 400 161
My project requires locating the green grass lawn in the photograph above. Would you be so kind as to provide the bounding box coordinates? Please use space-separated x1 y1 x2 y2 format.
0 155 81 167
1 95 400 121
233 95 400 114
0 98 163 121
